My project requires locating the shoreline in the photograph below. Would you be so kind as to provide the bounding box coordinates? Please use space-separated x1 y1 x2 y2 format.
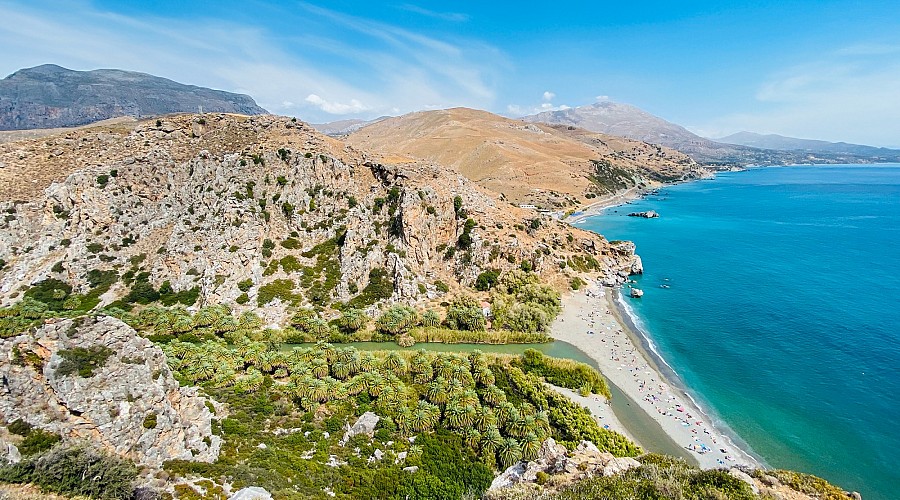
550 282 762 469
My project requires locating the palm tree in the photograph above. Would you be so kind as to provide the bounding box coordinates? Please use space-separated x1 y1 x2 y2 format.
463 428 482 450
474 406 497 432
474 368 495 386
481 425 504 457
345 374 366 396
359 352 376 373
422 310 441 328
382 352 407 374
444 402 466 429
331 361 350 380
498 438 523 468
311 358 329 379
459 389 480 408
426 377 449 405
468 350 487 371
482 386 506 407
396 406 413 434
521 432 541 461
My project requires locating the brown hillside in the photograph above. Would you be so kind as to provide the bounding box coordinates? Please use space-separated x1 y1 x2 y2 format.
347 107 702 207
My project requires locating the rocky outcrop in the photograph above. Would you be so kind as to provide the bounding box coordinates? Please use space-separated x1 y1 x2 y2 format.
486 439 641 495
630 288 644 298
229 486 273 500
0 315 221 467
627 210 659 218
339 411 379 446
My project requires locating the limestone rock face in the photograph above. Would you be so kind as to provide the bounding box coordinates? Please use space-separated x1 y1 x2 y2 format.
0 114 640 323
0 316 221 467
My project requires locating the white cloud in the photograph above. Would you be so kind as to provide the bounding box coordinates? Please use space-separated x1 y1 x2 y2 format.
399 4 469 22
595 95 610 101
305 94 370 114
542 91 555 101
0 1 503 121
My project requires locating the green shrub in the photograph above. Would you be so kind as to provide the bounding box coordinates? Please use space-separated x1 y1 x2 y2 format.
0 444 137 499
237 279 254 292
96 174 109 187
235 293 250 305
142 413 157 429
18 429 61 457
24 278 72 311
347 268 394 308
55 345 115 378
434 280 450 293
257 279 301 306
474 269 500 291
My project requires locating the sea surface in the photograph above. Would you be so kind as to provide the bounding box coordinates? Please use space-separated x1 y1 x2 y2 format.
578 164 900 499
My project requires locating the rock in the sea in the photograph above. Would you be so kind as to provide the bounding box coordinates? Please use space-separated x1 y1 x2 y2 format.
340 411 380 446
229 486 273 500
630 288 644 298
0 316 221 467
627 210 659 218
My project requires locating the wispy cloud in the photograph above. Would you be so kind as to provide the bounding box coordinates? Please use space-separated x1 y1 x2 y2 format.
506 91 570 117
697 43 900 147
0 1 501 122
399 4 469 22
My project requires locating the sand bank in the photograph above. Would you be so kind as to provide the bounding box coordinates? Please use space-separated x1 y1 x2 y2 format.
551 283 761 468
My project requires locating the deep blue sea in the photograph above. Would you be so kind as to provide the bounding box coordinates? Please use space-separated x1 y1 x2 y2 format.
578 165 900 500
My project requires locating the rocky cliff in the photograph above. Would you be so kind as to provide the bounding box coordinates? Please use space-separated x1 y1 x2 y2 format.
0 64 267 131
0 315 220 467
0 113 640 323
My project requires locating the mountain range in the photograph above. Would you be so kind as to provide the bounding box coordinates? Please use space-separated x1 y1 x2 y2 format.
0 64 267 130
523 101 900 166
717 131 900 158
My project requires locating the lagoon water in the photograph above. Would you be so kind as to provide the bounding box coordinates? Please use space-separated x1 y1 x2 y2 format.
578 165 900 499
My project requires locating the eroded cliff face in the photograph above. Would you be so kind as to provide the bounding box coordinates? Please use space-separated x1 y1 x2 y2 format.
0 315 220 467
0 114 640 323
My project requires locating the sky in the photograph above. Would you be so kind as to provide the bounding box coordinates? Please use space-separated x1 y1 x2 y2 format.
1 0 899 147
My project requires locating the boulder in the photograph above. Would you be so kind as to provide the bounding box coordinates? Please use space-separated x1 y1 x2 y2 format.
488 462 527 491
0 439 20 464
229 486 273 500
602 457 641 476
630 288 644 298
339 411 380 446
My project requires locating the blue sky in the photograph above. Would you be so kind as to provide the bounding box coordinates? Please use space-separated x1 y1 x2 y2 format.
2 0 899 146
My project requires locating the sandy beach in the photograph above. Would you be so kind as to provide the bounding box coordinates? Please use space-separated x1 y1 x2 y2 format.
550 283 761 469
565 187 645 224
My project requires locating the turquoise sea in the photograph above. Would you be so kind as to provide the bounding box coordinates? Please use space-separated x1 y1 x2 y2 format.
578 165 900 500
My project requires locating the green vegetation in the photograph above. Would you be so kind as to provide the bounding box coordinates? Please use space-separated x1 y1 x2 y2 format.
545 453 753 500
490 270 561 334
157 340 631 497
588 159 636 194
142 413 157 429
348 268 394 308
475 269 500 291
0 444 138 499
758 469 850 500
8 422 61 457
55 345 115 378
96 174 109 187
257 279 301 307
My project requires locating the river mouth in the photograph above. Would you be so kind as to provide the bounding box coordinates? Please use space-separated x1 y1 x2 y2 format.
283 340 694 462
